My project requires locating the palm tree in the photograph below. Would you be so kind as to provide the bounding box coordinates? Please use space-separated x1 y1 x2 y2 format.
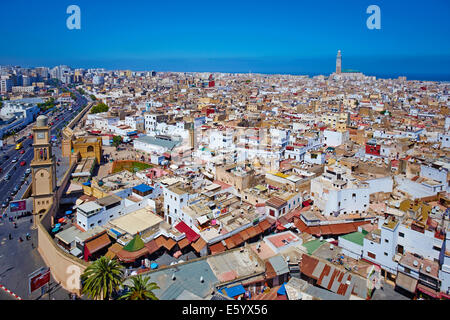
119 275 160 300
80 256 124 300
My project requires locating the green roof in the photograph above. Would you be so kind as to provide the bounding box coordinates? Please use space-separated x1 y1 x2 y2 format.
302 239 326 255
123 234 145 252
340 231 367 246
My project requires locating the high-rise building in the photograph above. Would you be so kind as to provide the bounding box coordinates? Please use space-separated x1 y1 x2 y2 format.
336 50 342 74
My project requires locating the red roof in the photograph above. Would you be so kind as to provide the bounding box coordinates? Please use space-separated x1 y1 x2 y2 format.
175 221 200 243
294 218 370 236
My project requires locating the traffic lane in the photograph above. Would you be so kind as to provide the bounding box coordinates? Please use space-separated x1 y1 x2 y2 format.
0 138 33 174
0 151 33 206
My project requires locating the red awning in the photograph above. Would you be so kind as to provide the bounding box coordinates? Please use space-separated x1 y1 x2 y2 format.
175 221 200 243
417 284 440 299
210 241 226 255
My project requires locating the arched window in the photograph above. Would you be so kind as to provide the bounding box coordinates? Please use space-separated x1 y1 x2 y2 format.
87 145 94 153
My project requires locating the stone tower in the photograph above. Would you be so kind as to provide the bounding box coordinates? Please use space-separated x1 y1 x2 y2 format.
31 115 57 215
336 50 342 74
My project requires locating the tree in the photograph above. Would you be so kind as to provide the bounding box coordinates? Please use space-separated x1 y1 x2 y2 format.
112 135 122 149
90 94 97 101
119 275 159 300
91 102 109 114
80 256 124 300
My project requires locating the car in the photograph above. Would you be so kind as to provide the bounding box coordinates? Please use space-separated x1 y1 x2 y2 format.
13 186 19 193
50 122 54 126
12 158 17 163
4 174 11 181
25 168 31 175
3 155 9 161
19 149 25 154
1 202 7 208
20 161 26 166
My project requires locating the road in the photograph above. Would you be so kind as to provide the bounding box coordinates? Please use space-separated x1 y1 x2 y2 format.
0 92 87 213
0 87 88 300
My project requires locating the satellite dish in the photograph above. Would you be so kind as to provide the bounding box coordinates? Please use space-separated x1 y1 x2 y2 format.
413 260 419 267
426 266 431 273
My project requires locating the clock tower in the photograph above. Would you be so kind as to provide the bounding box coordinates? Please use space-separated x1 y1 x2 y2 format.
31 115 57 215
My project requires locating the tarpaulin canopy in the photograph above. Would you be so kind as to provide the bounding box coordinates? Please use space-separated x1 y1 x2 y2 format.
150 263 158 269
224 284 245 298
277 283 287 295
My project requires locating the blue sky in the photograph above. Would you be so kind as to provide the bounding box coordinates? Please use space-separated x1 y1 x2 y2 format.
1 0 450 79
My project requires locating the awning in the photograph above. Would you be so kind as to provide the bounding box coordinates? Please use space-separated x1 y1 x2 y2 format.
224 284 245 298
230 233 244 247
210 241 226 255
259 219 273 232
239 228 251 242
105 243 123 260
164 238 177 251
116 247 149 263
70 247 82 257
417 283 440 299
277 283 287 295
175 221 200 243
144 240 160 254
223 237 236 250
395 272 418 293
85 233 111 255
177 237 191 250
191 237 207 253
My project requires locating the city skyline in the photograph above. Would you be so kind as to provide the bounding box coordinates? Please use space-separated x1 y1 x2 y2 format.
1 1 450 80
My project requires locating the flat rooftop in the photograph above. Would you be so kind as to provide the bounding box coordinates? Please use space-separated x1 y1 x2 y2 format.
108 207 163 236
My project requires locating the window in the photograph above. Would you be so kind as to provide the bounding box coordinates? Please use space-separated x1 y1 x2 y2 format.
367 252 376 259
433 246 441 252
384 252 388 256
385 239 389 243
98 220 102 224
399 232 405 238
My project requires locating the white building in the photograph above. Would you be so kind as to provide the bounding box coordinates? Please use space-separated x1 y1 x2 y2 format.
323 130 349 147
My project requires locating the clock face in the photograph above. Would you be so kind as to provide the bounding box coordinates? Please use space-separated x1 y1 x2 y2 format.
37 132 45 139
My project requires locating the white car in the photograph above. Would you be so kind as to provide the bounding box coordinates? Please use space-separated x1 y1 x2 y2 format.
12 158 18 163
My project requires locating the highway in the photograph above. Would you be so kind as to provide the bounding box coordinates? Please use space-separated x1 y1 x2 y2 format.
0 89 88 212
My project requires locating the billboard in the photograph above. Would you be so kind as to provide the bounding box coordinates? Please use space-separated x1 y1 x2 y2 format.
10 200 27 212
28 267 51 294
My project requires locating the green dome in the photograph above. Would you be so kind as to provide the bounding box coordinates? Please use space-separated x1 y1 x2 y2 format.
123 234 145 252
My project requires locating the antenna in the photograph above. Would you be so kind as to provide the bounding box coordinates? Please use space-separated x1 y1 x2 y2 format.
200 276 204 283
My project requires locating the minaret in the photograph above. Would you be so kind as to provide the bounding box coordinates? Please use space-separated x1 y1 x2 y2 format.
31 115 57 217
336 50 342 74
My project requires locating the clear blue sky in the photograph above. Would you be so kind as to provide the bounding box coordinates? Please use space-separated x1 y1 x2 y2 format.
1 0 450 80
